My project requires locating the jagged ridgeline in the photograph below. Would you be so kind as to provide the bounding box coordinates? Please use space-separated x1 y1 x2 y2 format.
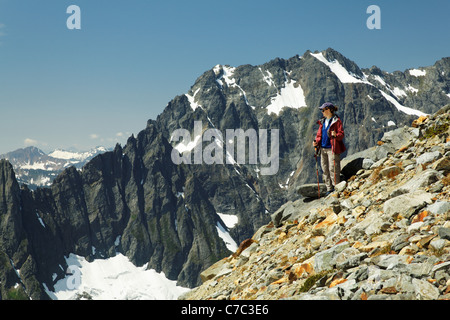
0 48 449 299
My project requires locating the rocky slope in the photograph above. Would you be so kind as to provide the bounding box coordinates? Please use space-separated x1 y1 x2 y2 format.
0 48 449 299
181 105 450 300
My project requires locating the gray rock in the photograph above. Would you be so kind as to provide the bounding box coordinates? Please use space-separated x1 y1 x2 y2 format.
370 254 409 269
200 259 230 282
375 144 396 160
371 157 388 169
416 151 442 165
296 183 327 198
438 227 450 241
379 166 401 178
314 242 350 272
430 239 446 251
395 274 416 294
427 201 450 215
407 262 434 278
265 268 284 285
383 191 434 220
362 158 375 170
381 126 414 150
334 181 347 193
412 278 440 300
391 234 409 252
334 248 367 270
271 201 295 227
390 169 444 196
340 145 379 178
431 261 450 275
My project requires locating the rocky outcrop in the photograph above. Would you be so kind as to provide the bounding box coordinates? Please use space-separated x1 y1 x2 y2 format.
0 160 48 300
181 106 450 300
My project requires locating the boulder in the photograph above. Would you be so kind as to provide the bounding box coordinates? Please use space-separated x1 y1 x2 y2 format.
314 241 350 273
438 228 450 241
200 258 230 283
379 166 401 178
341 157 364 180
381 126 414 150
296 183 327 198
416 151 442 165
432 157 450 174
334 247 367 270
412 278 440 300
390 169 444 196
426 201 450 215
340 147 377 179
383 191 435 220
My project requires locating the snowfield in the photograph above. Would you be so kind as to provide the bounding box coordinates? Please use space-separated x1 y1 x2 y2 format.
45 253 190 300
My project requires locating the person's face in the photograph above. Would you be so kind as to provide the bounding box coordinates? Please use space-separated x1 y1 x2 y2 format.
322 108 332 118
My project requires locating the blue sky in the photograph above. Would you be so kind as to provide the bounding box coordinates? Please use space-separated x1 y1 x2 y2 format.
0 0 448 154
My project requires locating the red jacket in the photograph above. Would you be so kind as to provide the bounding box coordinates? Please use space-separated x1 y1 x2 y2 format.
314 115 346 154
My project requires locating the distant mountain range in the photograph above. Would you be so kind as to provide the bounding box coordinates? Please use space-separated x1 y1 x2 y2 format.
0 146 110 190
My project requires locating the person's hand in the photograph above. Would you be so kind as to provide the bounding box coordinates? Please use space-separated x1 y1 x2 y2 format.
331 131 336 137
313 141 318 147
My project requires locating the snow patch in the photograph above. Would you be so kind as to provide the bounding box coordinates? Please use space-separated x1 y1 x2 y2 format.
409 69 427 77
36 211 46 228
46 253 190 300
259 67 276 87
216 224 238 252
373 75 387 87
222 66 237 87
20 162 54 171
217 213 238 229
387 121 396 127
266 80 307 116
406 84 419 94
185 88 202 111
392 87 407 98
379 91 427 117
49 147 107 161
311 52 369 84
215 65 253 108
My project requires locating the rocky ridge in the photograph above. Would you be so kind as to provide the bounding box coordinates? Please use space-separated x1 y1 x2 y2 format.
181 105 450 300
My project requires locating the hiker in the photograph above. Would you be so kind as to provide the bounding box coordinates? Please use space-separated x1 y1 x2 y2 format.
313 102 346 195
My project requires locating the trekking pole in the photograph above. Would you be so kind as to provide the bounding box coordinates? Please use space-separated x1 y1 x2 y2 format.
314 146 321 199
332 136 337 187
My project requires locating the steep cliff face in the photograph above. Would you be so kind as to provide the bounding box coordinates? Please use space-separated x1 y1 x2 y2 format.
0 49 449 299
0 160 47 300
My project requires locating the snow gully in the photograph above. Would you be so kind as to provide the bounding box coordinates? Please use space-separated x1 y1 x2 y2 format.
170 121 279 175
